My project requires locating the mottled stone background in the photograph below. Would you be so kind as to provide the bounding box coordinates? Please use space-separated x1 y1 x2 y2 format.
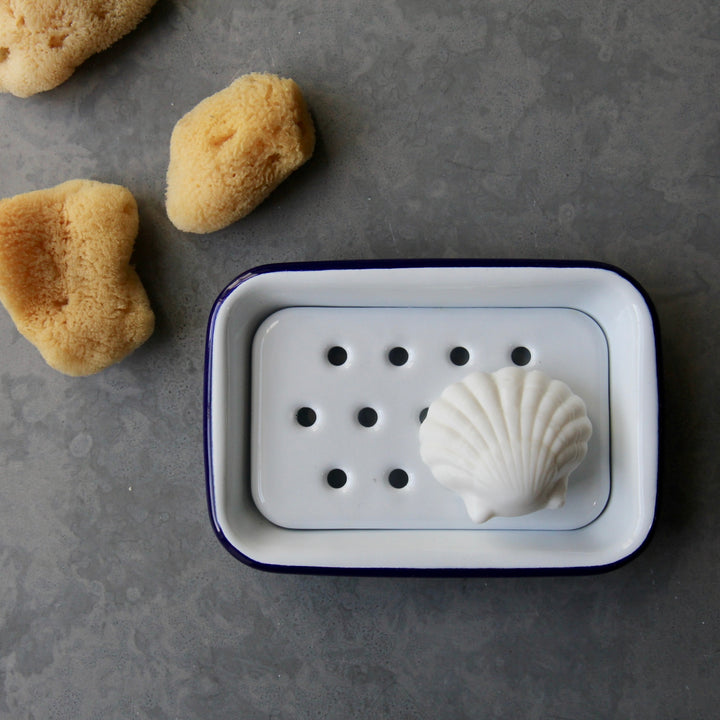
0 1 719 718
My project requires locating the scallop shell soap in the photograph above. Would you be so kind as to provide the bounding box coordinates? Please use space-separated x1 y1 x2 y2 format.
419 367 592 523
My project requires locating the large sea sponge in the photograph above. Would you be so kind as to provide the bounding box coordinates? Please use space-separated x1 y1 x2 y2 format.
0 0 158 97
165 73 315 234
0 179 154 376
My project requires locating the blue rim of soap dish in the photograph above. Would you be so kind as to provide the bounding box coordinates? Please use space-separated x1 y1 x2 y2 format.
203 259 660 575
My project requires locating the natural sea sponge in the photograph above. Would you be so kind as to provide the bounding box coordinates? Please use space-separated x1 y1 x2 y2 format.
0 0 158 97
0 180 154 376
165 73 315 233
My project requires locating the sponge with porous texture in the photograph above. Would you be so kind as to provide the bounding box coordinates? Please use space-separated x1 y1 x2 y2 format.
165 73 315 234
0 0 158 97
0 179 155 376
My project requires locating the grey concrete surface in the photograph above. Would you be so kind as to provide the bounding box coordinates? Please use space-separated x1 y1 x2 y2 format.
0 1 718 718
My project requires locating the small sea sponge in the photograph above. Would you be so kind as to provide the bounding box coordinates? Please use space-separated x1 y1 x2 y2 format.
0 179 155 376
0 0 158 97
165 73 315 233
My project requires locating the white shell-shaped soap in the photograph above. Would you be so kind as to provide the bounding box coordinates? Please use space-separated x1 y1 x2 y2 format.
419 367 592 523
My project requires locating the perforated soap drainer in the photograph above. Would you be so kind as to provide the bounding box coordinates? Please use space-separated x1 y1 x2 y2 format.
204 260 659 573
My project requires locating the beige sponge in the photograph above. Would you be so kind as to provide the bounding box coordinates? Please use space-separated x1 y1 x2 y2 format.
0 180 155 376
0 0 158 97
165 73 315 234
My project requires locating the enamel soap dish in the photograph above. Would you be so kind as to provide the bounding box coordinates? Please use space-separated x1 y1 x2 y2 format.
204 260 659 573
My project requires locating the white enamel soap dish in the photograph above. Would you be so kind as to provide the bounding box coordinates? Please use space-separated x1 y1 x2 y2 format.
204 261 659 573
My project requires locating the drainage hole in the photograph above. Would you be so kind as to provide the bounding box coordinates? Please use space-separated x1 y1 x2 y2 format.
326 468 347 489
388 346 409 366
450 346 470 366
327 346 348 366
357 407 378 427
511 346 532 366
296 407 317 427
419 407 428 423
388 468 409 489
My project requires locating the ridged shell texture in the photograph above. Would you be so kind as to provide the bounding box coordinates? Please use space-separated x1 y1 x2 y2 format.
419 367 592 523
